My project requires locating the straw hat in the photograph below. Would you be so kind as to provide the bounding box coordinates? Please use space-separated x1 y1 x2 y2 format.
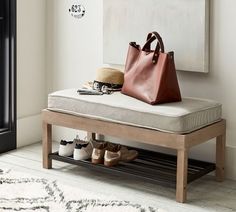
95 68 124 86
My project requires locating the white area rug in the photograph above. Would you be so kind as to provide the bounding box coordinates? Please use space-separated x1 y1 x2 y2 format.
0 169 165 212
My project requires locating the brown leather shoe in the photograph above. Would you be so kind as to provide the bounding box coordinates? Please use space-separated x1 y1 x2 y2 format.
119 147 138 162
91 140 117 164
91 140 108 164
104 145 122 167
104 145 138 167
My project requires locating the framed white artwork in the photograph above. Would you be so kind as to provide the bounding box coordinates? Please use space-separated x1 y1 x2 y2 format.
103 0 210 73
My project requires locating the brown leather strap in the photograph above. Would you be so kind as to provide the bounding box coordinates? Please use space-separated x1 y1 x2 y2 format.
143 35 156 51
144 33 154 51
142 32 165 64
149 32 165 52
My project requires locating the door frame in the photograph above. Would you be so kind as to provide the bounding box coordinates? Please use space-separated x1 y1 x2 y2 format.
0 0 16 153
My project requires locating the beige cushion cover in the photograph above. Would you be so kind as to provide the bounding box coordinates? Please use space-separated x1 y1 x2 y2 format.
48 89 222 134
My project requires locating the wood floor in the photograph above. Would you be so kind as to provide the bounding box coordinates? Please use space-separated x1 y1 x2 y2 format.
0 142 236 212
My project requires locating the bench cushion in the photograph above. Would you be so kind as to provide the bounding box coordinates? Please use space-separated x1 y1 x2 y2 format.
48 89 222 134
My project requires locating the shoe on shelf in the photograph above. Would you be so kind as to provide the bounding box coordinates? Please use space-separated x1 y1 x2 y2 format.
104 144 122 167
91 139 119 164
58 140 76 157
73 142 93 160
119 146 138 162
104 145 138 167
91 139 113 164
58 135 85 157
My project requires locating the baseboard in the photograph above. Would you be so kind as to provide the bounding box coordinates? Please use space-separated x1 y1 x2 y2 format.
52 126 87 143
225 145 236 180
17 114 42 148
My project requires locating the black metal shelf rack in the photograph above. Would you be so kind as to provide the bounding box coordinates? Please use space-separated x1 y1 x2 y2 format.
49 147 215 187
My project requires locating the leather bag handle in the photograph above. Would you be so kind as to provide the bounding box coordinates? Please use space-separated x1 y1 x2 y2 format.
144 31 165 52
142 32 165 64
144 33 154 51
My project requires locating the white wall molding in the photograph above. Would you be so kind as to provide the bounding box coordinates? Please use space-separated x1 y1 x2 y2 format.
16 0 46 147
226 145 236 180
17 114 42 148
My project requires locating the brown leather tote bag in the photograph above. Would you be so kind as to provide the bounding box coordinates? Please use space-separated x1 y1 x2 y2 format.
121 32 182 105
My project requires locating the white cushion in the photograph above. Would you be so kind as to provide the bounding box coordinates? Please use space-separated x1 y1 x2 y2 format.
48 89 222 134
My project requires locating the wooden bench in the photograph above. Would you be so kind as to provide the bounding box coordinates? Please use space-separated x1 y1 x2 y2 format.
42 89 226 203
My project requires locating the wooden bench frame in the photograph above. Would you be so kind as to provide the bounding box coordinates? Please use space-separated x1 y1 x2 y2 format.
42 109 226 203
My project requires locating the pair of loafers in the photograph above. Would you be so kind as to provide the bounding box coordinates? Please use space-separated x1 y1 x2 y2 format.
91 140 138 167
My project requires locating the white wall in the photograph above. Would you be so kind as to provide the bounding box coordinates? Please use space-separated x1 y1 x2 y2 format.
46 0 103 93
46 0 236 179
46 0 103 140
17 0 47 147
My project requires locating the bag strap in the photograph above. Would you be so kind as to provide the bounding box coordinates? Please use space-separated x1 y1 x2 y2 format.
145 32 165 52
142 32 165 64
144 33 154 51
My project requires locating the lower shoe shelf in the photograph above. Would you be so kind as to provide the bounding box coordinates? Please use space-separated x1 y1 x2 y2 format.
49 147 215 188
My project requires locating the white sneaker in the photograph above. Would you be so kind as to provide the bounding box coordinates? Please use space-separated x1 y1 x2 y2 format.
73 142 93 160
58 140 76 157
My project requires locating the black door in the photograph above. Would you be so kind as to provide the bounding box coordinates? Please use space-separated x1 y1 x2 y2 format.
0 0 16 153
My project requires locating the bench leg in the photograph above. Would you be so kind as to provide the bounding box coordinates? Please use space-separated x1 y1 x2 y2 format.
216 133 226 182
42 122 52 169
176 149 188 203
87 132 105 141
87 132 96 140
